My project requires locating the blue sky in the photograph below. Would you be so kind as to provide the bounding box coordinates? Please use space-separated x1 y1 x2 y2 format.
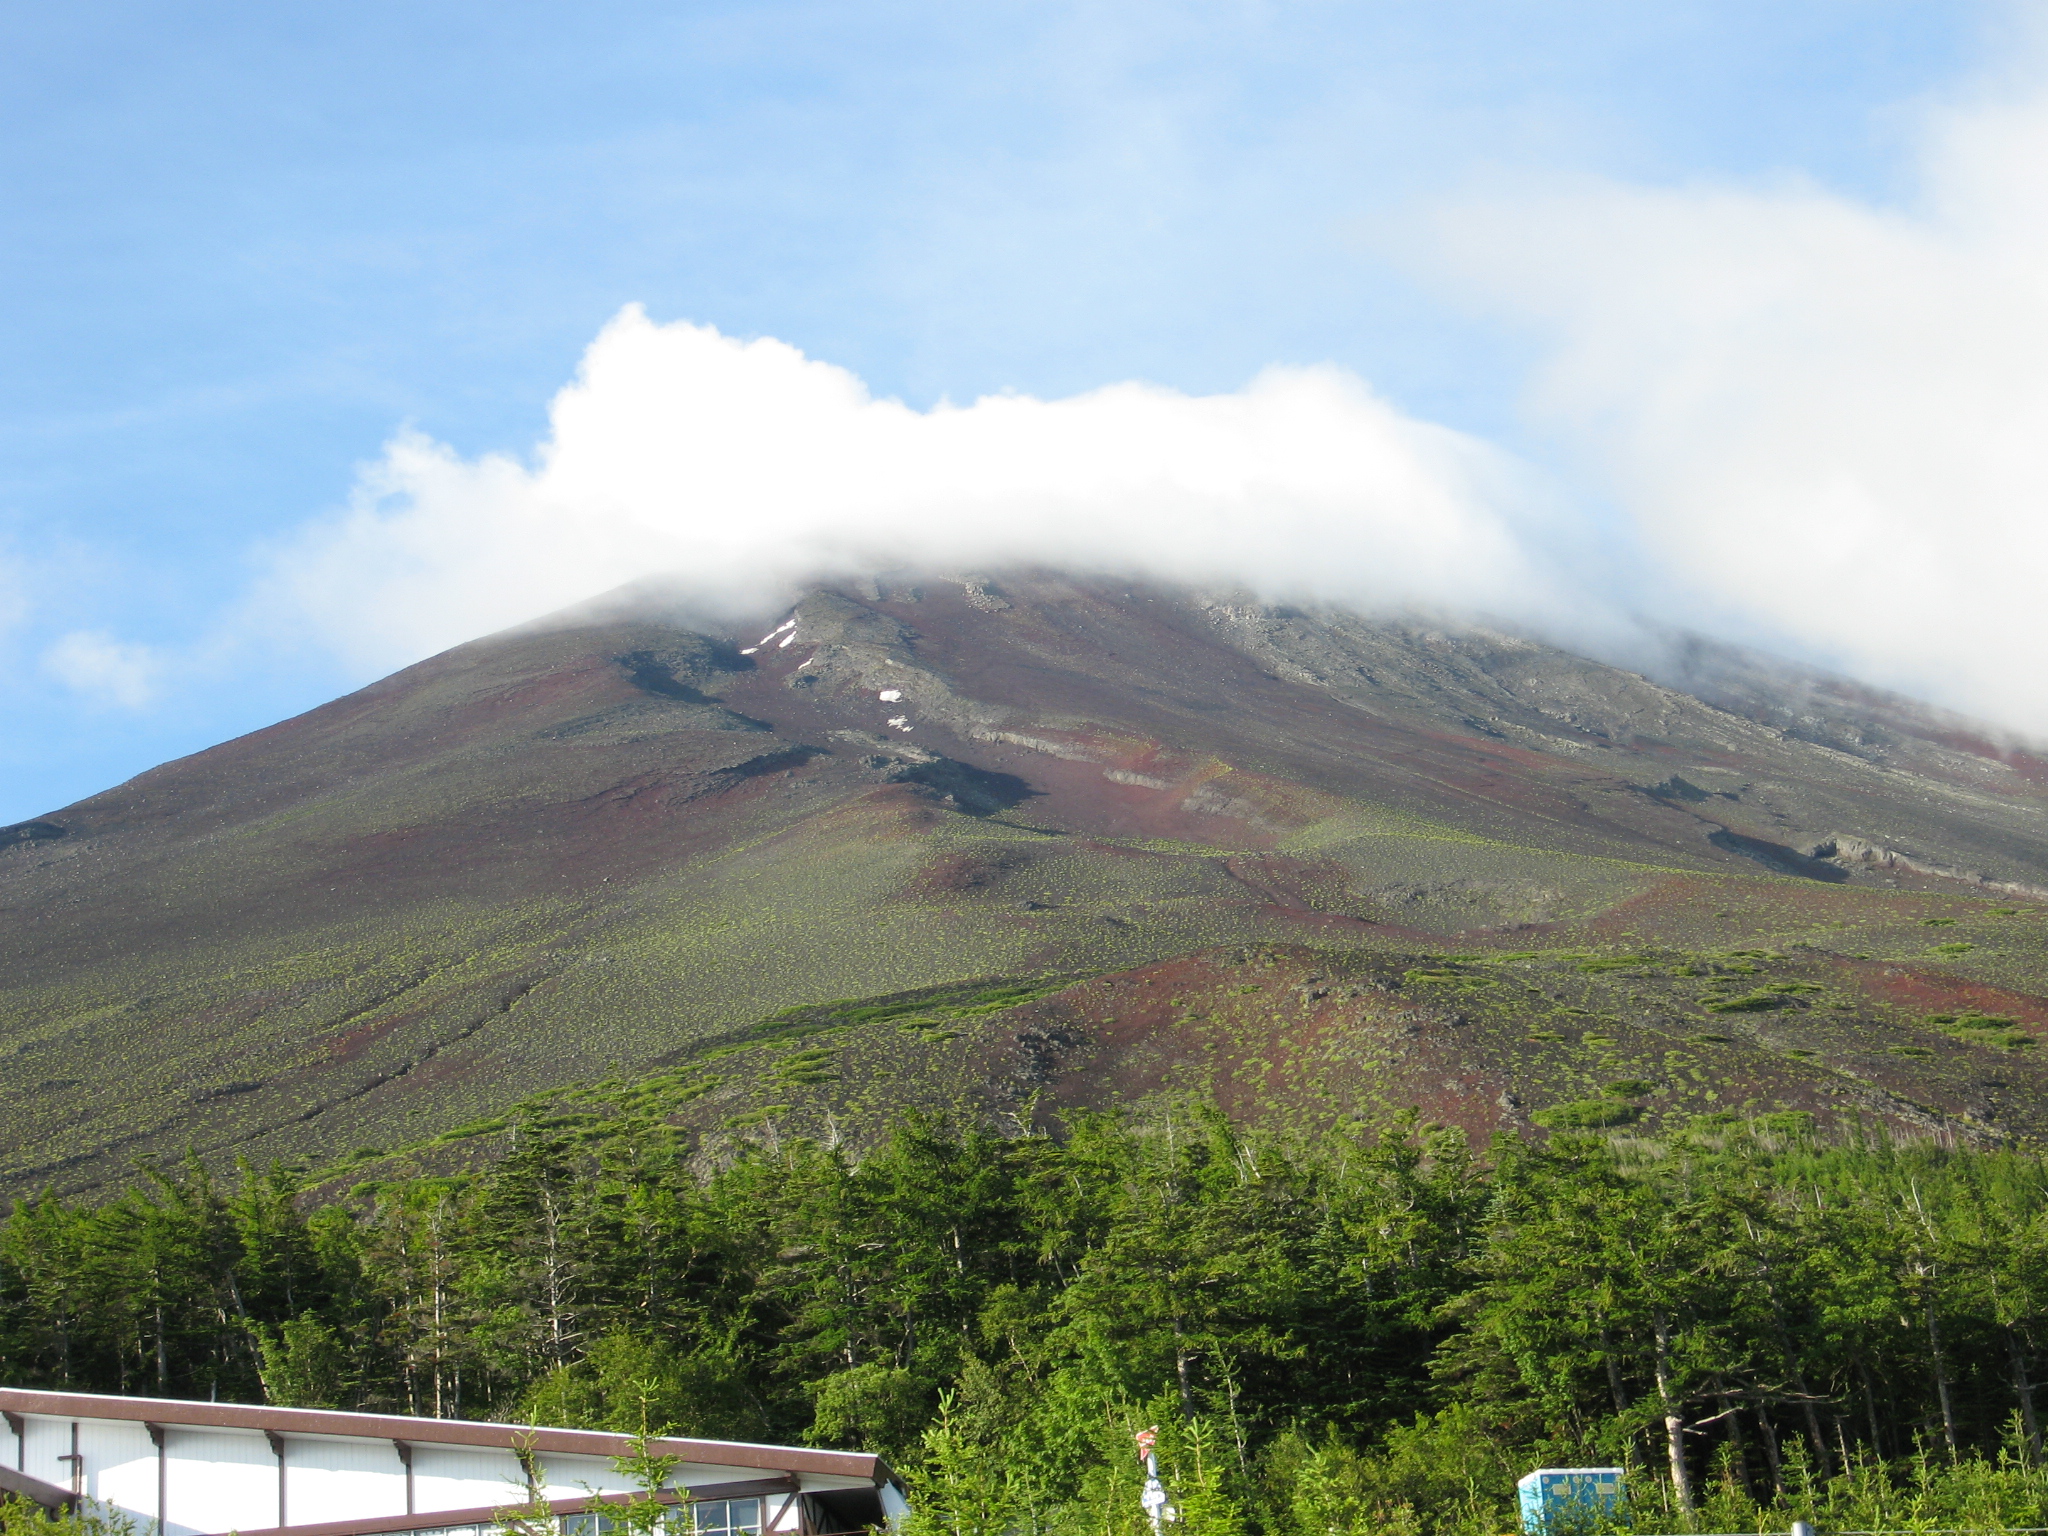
0 2 2001 822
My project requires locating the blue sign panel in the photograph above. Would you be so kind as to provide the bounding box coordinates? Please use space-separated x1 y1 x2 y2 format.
1516 1468 1625 1533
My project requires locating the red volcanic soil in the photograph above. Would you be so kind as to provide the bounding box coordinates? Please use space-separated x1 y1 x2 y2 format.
13 570 2048 1192
1849 967 2048 1034
1009 946 1520 1140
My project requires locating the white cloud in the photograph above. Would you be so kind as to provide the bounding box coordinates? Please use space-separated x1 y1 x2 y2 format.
255 306 1625 675
43 630 162 708
235 29 2048 743
1418 23 2048 734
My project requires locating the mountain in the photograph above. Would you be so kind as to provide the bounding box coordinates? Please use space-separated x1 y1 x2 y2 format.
8 569 2048 1195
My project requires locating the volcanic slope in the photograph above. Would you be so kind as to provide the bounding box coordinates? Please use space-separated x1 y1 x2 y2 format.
10 571 2048 1192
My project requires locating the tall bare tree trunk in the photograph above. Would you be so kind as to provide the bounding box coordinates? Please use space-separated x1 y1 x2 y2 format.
1909 1187 1961 1460
541 1184 570 1370
1926 1290 1960 1458
1172 1318 1196 1419
2012 1328 2043 1465
1756 1406 1785 1499
1788 1361 1835 1478
1751 1226 1835 1478
397 1225 418 1418
1712 1376 1755 1498
1601 1326 1632 1414
1858 1360 1884 1458
1653 1308 1695 1516
431 1257 447 1420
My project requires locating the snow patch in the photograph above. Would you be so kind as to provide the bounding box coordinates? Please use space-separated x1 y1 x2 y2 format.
878 688 902 701
886 716 914 731
739 646 758 655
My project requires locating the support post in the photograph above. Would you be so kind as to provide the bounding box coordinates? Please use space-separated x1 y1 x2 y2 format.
394 1440 414 1517
2 1411 23 1472
147 1424 167 1535
266 1431 287 1529
58 1423 83 1496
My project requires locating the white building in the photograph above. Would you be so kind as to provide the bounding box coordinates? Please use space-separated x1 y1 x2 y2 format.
0 1389 906 1536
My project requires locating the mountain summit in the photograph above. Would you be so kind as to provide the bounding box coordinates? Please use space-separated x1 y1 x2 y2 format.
9 570 2048 1192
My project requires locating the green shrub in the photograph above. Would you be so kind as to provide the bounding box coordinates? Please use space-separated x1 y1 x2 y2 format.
1706 991 1784 1013
1268 1406 1515 1536
772 1048 840 1085
807 1363 931 1467
1577 956 1655 974
1404 968 1493 988
254 1313 351 1408
1532 1100 1641 1129
1936 1012 2035 1049
521 1332 768 1441
1 1497 137 1536
1753 1111 1816 1136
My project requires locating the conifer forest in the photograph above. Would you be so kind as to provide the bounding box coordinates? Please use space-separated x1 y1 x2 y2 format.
11 1104 2048 1536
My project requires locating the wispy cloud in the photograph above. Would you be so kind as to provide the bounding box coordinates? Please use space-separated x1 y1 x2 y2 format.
43 630 163 709
1416 17 2048 733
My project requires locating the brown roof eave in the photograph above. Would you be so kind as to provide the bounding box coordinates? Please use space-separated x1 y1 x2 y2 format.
0 1390 893 1486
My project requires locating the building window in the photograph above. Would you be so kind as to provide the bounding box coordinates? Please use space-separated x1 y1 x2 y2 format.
562 1496 765 1536
678 1498 764 1536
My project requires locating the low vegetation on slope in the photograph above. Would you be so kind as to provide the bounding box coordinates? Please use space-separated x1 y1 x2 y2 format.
9 1105 2048 1536
250 902 2048 1207
12 825 2048 1195
13 574 2048 1190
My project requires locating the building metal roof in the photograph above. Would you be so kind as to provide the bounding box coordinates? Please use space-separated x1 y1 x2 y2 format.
0 1389 897 1487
